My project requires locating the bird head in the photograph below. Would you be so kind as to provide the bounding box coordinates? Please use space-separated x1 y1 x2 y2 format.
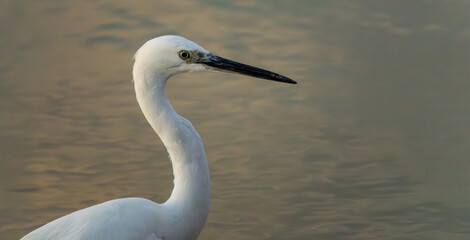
133 35 296 84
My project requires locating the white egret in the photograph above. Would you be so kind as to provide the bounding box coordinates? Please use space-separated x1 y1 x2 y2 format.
21 35 296 240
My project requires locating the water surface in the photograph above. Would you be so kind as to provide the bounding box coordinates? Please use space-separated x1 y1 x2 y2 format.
0 1 469 239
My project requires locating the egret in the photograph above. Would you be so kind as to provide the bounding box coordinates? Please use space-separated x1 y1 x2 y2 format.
21 35 296 240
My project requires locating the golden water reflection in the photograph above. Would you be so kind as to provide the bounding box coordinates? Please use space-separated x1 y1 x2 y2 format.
0 1 469 239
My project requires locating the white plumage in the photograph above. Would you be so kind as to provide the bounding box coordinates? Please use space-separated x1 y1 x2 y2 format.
21 35 295 240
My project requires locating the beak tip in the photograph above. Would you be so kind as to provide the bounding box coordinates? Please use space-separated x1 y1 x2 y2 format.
282 77 297 84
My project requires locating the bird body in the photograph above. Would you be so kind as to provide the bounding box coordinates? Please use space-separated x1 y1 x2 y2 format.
21 35 295 240
21 198 165 240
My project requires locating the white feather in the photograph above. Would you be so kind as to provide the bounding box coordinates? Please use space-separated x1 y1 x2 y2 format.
22 36 211 240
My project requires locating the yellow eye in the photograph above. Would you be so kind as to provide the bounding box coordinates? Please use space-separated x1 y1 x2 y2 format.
179 50 191 60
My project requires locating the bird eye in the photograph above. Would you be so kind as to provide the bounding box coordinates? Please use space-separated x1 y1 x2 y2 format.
179 50 191 60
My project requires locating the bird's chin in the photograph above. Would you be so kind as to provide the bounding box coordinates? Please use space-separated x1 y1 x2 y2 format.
186 64 211 73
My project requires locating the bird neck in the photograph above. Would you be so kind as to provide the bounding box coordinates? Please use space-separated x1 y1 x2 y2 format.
133 71 210 231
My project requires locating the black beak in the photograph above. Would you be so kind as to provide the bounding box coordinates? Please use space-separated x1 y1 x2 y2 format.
199 53 297 84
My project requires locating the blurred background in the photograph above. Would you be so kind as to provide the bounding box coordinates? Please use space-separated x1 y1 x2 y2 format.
0 1 469 239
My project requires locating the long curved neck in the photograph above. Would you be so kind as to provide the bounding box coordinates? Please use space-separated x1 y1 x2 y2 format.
133 70 210 234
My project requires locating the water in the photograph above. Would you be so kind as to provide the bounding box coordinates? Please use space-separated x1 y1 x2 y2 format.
0 1 469 239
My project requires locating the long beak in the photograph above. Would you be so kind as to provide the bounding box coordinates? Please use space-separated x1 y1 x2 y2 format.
199 53 297 84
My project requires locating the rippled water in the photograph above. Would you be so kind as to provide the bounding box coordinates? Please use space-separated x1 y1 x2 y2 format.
1 1 469 239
